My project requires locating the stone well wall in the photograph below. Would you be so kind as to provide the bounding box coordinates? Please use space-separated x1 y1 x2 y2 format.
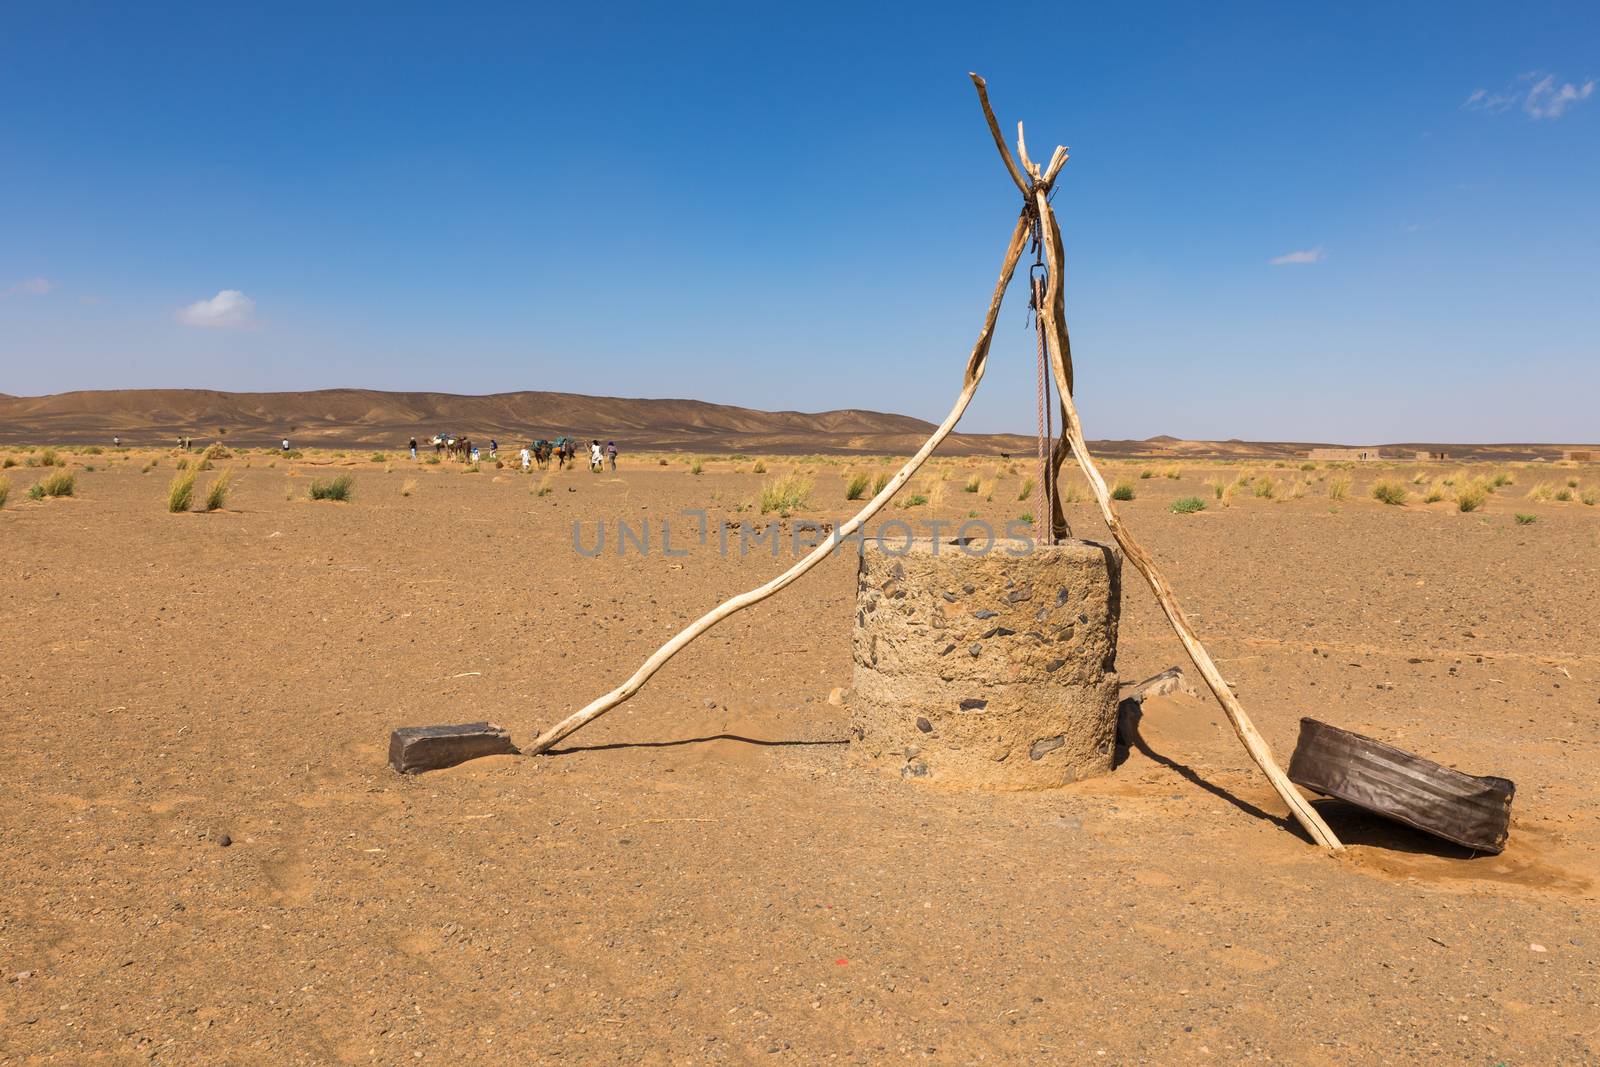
850 537 1121 790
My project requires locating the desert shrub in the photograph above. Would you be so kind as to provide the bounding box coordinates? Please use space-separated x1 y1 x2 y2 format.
1018 478 1034 502
1491 471 1513 487
1170 496 1206 514
689 458 704 476
1253 477 1276 499
32 470 75 498
1456 482 1488 513
0 478 8 509
963 475 981 493
1422 480 1446 504
1326 474 1350 501
370 452 387 463
535 474 554 497
752 460 767 474
1139 469 1155 480
1567 478 1580 488
1 457 14 469
202 469 235 512
308 474 354 501
282 449 304 460
141 458 158 473
1110 480 1135 501
1162 465 1181 480
901 493 928 508
1554 487 1574 502
1371 480 1408 506
203 443 233 461
167 469 197 512
1300 462 1317 472
759 473 812 515
1514 512 1537 525
464 462 480 473
1204 478 1224 500
82 445 103 455
1526 483 1554 502
39 448 60 467
401 479 418 497
872 472 890 495
845 473 870 500
1582 490 1598 506
426 455 441 465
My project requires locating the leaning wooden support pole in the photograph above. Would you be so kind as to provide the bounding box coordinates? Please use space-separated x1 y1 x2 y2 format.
525 214 1034 755
969 72 1341 849
1028 184 1344 851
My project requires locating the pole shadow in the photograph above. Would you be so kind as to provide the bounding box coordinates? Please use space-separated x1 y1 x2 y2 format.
546 733 850 756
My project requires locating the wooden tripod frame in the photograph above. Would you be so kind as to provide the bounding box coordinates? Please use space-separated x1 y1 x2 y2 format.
526 75 1345 852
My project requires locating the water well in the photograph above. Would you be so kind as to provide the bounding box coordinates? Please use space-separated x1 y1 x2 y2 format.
850 537 1122 789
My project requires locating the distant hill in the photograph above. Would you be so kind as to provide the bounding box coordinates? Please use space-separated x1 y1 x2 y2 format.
0 389 1588 461
0 388 1034 455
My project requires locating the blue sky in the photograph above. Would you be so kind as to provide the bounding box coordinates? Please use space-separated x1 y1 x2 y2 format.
2 3 1596 442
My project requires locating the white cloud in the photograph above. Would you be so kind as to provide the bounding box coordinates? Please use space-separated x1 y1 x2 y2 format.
1465 72 1595 120
1270 247 1324 266
176 289 258 329
6 276 53 296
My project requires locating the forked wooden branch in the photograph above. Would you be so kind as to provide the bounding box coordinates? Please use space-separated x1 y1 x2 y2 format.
525 214 1034 755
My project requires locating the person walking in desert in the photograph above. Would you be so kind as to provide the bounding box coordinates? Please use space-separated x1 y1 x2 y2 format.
606 440 618 470
589 439 604 472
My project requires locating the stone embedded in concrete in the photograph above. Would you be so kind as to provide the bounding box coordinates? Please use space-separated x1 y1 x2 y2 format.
388 722 517 774
851 537 1122 790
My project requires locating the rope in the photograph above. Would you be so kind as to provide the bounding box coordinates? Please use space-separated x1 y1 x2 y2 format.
1032 273 1051 542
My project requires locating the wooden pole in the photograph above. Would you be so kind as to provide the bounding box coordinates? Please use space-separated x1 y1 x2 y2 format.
525 213 1034 755
973 78 1343 850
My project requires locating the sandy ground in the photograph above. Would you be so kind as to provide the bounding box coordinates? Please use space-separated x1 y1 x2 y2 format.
2 448 1598 1064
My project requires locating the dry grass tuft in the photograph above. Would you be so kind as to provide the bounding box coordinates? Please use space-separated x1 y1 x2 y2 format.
1018 478 1035 502
1326 474 1351 501
308 474 355 502
1456 481 1489 512
0 477 9 509
168 469 197 512
872 471 891 496
1371 480 1408 506
759 473 811 516
845 473 870 500
202 469 235 512
1110 479 1135 501
401 478 418 497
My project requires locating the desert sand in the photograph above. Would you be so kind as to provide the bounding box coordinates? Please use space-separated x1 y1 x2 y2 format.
2 443 1598 1063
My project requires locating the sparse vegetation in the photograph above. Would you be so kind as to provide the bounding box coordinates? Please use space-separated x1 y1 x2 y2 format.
1252 477 1277 499
1326 474 1351 501
535 474 554 497
752 460 767 474
872 472 891 496
1554 487 1574 502
168 469 197 512
759 473 812 516
1582 490 1598 507
1371 480 1408 506
1170 496 1206 514
689 458 704 476
370 452 387 463
1491 471 1514 488
1018 478 1035 502
31 470 75 499
1110 480 1135 501
1139 469 1155 480
1526 483 1554 502
1514 512 1537 525
0 478 8 509
962 475 981 493
845 473 870 500
1456 481 1488 513
901 494 928 508
202 470 235 512
309 474 355 501
401 478 418 497
1422 479 1447 504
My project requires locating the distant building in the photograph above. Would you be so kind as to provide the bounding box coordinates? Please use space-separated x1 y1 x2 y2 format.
1415 450 1448 461
1565 450 1596 462
1307 448 1381 462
